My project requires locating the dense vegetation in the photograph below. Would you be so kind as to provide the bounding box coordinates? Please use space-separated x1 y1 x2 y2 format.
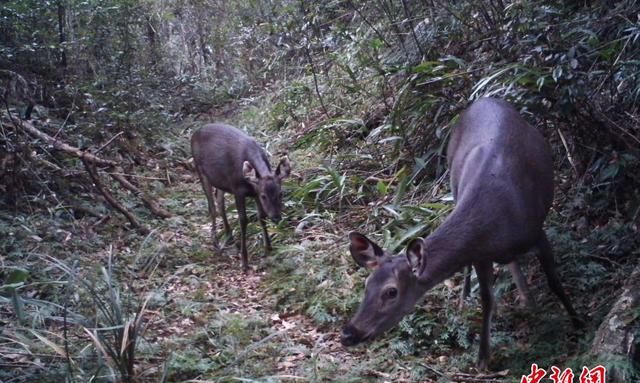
1 0 639 382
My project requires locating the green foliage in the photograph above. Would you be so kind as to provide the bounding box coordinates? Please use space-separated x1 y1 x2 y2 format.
168 311 274 380
291 166 356 212
41 253 150 382
1 267 29 324
264 239 357 326
596 354 640 383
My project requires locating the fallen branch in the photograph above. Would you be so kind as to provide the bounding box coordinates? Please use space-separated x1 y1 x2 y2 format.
82 159 149 234
5 112 169 231
450 370 509 383
108 173 167 181
13 118 117 167
110 171 172 219
95 131 124 154
91 215 110 229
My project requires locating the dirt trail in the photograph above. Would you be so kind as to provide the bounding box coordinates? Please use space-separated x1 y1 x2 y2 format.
151 211 363 380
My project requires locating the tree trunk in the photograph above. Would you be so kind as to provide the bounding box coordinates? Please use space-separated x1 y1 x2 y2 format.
590 263 640 383
57 0 67 69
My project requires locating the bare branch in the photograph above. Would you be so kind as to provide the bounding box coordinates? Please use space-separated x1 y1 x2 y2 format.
82 159 149 234
11 117 117 167
110 171 172 219
95 131 124 154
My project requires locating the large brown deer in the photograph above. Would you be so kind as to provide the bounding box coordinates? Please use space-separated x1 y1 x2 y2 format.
342 98 583 369
191 123 291 271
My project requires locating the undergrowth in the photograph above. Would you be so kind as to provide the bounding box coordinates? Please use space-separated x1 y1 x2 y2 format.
3 94 638 381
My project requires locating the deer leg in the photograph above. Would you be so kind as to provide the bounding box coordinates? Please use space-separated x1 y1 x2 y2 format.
535 231 584 328
195 167 219 252
235 194 249 272
473 261 495 370
256 201 272 255
216 189 234 246
508 259 536 308
459 264 472 309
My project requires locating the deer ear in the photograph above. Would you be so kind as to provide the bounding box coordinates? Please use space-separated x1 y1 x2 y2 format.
276 156 291 179
406 238 425 277
243 161 259 184
349 232 386 269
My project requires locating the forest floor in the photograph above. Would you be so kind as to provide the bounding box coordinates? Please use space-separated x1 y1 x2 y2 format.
132 168 423 382
128 135 554 382
124 109 638 382
3 107 637 383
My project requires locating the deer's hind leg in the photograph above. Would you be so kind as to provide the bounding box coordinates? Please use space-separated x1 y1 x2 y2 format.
216 189 234 247
459 259 535 309
473 261 495 370
195 168 220 252
459 264 472 309
508 259 536 308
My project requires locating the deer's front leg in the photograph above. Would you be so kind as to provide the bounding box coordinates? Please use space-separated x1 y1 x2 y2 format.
235 194 249 272
256 200 272 256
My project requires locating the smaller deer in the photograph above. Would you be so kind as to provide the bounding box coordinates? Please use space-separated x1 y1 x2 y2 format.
191 123 291 271
341 98 583 369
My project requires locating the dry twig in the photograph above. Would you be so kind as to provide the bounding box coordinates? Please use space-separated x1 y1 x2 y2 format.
5 112 170 228
83 159 149 234
450 370 509 383
13 118 116 166
110 171 172 218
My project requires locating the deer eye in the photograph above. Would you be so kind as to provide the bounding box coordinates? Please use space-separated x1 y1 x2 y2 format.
383 287 398 300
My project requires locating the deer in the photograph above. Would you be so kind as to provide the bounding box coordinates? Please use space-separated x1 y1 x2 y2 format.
341 98 583 369
191 123 291 272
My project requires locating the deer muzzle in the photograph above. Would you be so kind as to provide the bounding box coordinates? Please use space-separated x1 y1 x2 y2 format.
340 323 365 346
